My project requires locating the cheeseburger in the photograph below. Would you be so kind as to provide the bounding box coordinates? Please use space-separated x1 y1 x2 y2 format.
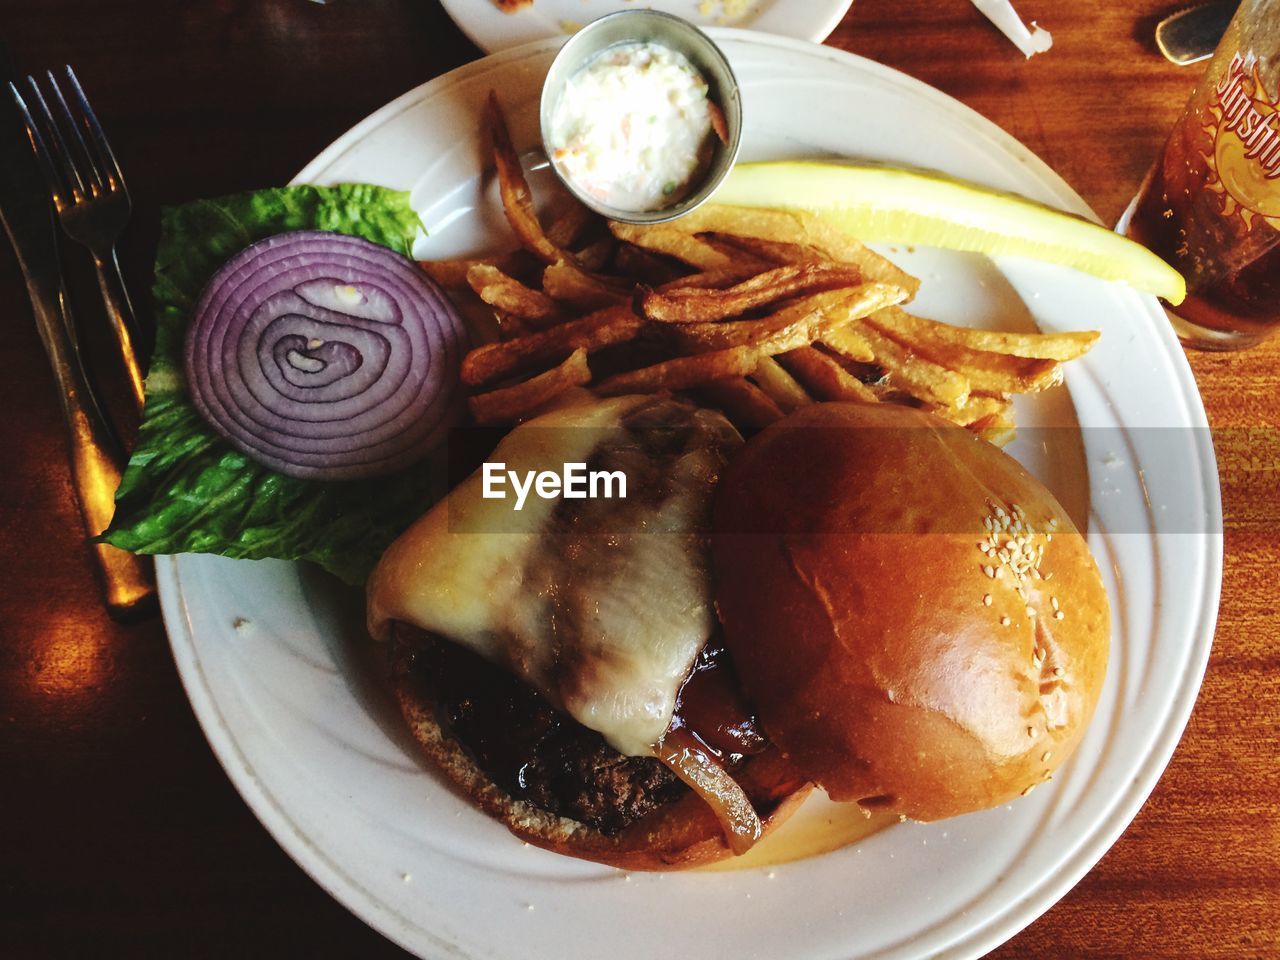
367 396 1109 869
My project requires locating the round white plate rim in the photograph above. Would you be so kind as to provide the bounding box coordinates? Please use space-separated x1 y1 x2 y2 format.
158 31 1224 960
437 0 855 54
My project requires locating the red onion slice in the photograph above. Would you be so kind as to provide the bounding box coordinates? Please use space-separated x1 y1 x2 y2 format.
184 231 467 481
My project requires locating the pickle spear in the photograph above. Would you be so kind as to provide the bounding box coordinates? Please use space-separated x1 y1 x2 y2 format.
716 161 1186 305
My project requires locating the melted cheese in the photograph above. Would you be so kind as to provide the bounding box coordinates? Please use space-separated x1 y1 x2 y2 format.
367 396 739 757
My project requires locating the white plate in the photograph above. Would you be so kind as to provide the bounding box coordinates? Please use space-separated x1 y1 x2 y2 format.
159 32 1223 960
439 0 854 53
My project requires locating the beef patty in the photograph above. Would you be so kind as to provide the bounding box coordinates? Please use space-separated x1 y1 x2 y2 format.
396 630 767 836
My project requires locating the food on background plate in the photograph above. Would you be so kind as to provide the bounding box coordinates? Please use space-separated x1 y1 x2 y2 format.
491 1 756 21
184 230 466 481
546 40 722 212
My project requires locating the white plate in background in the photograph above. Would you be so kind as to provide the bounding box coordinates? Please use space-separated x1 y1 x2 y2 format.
438 0 855 53
159 31 1222 960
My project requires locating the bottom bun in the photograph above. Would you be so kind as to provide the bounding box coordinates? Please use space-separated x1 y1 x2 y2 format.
388 624 812 871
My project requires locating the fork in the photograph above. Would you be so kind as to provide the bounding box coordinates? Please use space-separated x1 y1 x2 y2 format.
10 66 146 413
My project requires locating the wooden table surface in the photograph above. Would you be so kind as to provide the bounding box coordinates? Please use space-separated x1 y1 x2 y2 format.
2 1 1276 957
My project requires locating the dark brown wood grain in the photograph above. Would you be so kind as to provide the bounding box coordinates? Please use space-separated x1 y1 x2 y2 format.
0 1 1275 957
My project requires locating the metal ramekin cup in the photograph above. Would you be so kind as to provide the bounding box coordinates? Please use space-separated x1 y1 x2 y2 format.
539 10 743 225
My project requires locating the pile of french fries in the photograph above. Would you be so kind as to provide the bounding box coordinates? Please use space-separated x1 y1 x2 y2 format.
421 93 1100 445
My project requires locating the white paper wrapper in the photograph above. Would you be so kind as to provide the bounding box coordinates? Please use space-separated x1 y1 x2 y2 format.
971 0 1053 58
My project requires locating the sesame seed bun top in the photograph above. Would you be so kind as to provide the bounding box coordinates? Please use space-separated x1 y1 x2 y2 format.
710 402 1110 821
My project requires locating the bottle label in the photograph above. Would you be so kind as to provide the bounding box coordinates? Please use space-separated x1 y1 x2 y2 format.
1211 52 1280 227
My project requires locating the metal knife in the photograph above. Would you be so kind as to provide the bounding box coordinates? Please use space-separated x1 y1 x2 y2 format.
1156 0 1239 65
0 43 155 620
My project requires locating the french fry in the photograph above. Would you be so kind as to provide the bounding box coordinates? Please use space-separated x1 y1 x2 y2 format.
594 346 761 396
749 356 813 412
572 237 616 273
819 326 876 363
609 222 734 271
847 317 970 406
420 251 527 290
546 203 598 249
669 301 819 353
493 311 533 341
708 100 728 143
462 305 646 386
655 265 766 291
612 243 690 286
421 256 494 290
864 307 1063 394
926 393 1013 428
754 289 889 355
713 235 824 266
469 348 592 425
656 204 921 298
777 346 879 404
698 378 786 429
865 306 1100 361
642 262 866 323
940 349 1062 395
671 284 908 354
467 263 567 326
699 236 778 275
969 410 1018 448
487 91 568 265
542 260 630 311
959 328 1097 362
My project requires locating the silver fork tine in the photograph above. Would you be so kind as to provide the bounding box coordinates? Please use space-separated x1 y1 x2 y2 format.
64 66 124 194
46 69 105 198
23 75 88 205
7 81 69 209
13 66 146 412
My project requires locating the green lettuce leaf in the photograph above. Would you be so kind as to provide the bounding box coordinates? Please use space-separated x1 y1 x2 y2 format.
102 183 448 586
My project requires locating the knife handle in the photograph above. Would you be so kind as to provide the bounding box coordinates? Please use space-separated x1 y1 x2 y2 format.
27 277 157 621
